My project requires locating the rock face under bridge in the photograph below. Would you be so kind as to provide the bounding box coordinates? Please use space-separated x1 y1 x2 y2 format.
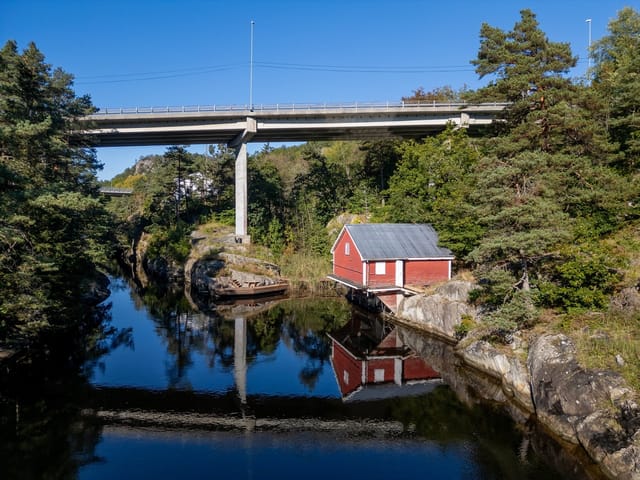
392 281 640 480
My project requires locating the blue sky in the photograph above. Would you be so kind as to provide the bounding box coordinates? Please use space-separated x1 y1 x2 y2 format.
2 0 638 179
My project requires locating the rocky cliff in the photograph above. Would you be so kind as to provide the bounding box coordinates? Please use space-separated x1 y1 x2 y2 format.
393 281 640 480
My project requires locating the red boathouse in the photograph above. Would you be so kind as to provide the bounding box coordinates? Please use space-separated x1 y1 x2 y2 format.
329 223 454 291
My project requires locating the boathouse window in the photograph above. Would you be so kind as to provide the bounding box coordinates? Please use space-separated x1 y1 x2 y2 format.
375 262 385 275
374 369 385 382
345 242 350 255
343 370 349 385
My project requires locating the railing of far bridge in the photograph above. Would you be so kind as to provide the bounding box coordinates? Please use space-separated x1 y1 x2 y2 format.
92 101 511 116
99 187 134 196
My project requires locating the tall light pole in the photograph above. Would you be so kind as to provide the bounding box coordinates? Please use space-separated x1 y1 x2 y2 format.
249 20 255 111
586 18 592 78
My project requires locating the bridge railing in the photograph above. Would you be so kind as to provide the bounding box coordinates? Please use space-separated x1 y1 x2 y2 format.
93 101 510 116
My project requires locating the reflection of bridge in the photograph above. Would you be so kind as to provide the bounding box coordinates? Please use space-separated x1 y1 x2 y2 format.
76 102 507 241
84 385 407 434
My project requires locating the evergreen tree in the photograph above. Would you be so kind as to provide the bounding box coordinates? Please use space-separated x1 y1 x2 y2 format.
591 7 640 173
0 41 109 346
471 9 613 160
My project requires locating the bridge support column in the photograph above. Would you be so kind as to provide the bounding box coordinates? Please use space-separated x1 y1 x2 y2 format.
230 117 256 244
234 143 250 243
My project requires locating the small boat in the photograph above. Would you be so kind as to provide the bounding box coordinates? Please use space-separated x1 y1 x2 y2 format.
213 281 289 298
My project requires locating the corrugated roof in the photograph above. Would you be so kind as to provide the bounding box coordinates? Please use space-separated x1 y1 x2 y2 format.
344 223 453 260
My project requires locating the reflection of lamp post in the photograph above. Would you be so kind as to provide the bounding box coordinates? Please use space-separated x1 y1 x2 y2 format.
586 18 592 78
249 20 255 111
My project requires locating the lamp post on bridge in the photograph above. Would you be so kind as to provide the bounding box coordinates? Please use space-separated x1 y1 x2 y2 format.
249 20 255 111
586 18 592 80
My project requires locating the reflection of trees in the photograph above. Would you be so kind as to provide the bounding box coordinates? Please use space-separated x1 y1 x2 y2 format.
287 324 329 391
129 283 352 391
0 393 104 480
136 283 239 387
389 386 572 479
0 300 128 479
248 306 284 356
279 299 350 392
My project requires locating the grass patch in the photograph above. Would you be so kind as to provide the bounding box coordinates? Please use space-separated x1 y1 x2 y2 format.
555 311 640 394
279 251 332 286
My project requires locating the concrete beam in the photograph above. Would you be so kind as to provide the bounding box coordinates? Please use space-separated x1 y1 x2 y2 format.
229 117 257 148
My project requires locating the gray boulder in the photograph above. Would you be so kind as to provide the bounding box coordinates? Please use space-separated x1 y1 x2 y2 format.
528 333 640 479
396 280 476 338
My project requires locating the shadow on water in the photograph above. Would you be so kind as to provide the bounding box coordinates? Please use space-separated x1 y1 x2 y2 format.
0 275 604 479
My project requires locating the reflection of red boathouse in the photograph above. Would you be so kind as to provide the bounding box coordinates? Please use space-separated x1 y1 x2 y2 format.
328 314 442 402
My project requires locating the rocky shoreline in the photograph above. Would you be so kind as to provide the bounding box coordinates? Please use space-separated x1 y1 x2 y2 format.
393 280 640 480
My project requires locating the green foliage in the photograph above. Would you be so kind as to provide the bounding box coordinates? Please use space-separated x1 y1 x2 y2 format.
0 41 111 347
210 209 235 226
469 151 573 275
538 245 623 312
472 9 576 102
402 85 468 103
381 126 482 258
454 315 476 340
471 9 614 160
482 290 539 342
469 268 516 309
146 224 191 264
265 217 285 257
248 156 285 245
592 7 640 172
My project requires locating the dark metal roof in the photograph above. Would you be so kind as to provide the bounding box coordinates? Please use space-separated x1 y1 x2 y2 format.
343 223 453 260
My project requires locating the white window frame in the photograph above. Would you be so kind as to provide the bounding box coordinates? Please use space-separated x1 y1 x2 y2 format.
375 262 386 275
374 368 385 383
344 242 350 256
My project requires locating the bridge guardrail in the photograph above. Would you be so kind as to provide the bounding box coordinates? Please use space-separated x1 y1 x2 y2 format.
94 101 510 116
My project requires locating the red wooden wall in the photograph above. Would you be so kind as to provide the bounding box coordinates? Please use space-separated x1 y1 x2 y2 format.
332 230 364 285
365 260 396 287
405 260 450 285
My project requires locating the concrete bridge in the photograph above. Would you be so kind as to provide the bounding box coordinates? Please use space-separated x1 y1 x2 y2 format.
99 187 133 197
77 102 507 241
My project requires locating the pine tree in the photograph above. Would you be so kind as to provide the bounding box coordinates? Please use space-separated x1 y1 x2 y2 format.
591 7 640 173
471 9 613 160
0 41 109 346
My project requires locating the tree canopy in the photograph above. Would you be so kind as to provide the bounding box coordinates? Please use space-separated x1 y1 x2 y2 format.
0 41 110 346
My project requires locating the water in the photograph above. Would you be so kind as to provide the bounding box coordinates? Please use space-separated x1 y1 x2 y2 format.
0 276 597 479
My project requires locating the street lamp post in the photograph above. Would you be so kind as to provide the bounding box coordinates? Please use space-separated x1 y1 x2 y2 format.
586 18 592 78
249 20 255 111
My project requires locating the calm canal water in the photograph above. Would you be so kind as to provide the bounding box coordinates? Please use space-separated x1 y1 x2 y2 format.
0 276 597 479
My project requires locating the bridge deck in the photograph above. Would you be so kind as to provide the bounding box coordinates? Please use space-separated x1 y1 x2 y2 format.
76 102 507 147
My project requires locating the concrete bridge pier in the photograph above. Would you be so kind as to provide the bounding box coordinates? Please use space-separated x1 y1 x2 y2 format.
230 117 256 244
234 143 250 243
